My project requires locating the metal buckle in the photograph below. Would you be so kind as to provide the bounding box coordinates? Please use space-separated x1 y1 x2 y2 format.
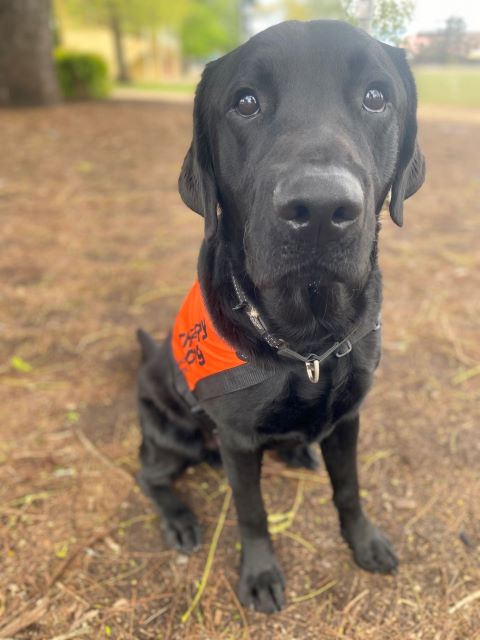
335 340 352 358
305 359 320 383
232 300 247 311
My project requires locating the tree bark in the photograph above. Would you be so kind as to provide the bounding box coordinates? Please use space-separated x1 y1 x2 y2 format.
109 4 130 83
356 0 375 34
0 0 59 106
0 16 8 105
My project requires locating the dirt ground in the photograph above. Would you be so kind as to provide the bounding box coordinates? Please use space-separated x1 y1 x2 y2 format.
0 100 479 640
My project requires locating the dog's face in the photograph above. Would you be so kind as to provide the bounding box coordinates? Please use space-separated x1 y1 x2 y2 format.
179 21 425 289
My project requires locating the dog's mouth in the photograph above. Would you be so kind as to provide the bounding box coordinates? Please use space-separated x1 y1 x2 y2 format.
246 258 351 293
245 234 365 290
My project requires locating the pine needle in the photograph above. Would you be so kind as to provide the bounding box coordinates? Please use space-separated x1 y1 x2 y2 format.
268 477 305 534
452 364 480 385
281 530 316 552
181 487 232 624
291 579 337 604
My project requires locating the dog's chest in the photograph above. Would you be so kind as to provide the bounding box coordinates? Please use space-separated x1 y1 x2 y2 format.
255 358 373 443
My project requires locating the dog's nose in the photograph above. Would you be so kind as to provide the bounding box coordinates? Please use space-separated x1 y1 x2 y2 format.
274 170 363 239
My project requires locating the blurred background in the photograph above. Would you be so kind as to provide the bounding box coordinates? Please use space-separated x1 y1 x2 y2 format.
1 2 479 640
0 0 480 106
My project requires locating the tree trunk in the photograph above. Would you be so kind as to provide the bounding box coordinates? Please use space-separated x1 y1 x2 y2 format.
0 0 59 106
0 17 8 105
356 0 375 34
109 5 130 83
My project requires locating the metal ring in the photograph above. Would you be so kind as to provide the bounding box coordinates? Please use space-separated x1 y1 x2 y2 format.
335 340 352 358
305 359 320 383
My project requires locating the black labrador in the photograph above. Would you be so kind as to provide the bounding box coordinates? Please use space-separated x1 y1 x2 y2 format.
136 20 425 613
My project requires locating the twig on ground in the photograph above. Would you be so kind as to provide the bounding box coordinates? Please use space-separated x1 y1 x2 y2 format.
452 364 480 385
290 579 337 604
46 529 110 589
221 572 251 640
342 588 369 616
404 495 438 531
142 605 170 626
75 427 134 485
49 628 92 640
0 598 49 638
133 285 186 307
338 588 370 635
181 487 232 624
281 530 316 552
449 589 480 614
362 450 392 472
268 477 305 534
76 327 128 352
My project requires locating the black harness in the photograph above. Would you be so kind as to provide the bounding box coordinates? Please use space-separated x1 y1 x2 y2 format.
231 274 381 383
174 275 381 411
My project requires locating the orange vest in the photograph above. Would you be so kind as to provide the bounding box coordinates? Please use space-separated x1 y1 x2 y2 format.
171 281 275 403
171 281 246 390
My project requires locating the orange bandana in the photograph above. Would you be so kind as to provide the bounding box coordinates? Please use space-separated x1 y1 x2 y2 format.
171 280 247 392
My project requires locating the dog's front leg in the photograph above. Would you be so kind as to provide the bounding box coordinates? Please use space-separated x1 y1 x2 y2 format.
320 413 398 574
220 443 285 613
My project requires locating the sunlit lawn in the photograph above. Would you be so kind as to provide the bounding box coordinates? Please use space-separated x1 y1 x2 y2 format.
414 65 480 107
115 80 196 94
116 65 480 108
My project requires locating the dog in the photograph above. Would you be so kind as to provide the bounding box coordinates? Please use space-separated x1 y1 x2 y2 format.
136 20 425 614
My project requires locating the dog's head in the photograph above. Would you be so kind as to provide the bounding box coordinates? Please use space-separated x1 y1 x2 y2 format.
179 20 425 289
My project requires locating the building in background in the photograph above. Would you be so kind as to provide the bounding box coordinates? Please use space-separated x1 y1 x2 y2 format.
406 30 480 62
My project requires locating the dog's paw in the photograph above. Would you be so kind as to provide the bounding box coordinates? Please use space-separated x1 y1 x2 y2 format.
277 444 319 470
237 560 285 614
162 507 201 554
343 518 398 574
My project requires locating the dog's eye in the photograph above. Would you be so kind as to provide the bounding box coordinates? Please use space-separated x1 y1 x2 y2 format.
236 94 260 117
363 87 386 113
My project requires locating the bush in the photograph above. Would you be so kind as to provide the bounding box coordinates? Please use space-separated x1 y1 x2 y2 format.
55 50 111 100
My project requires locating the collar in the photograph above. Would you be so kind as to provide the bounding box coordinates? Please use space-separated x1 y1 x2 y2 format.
231 273 380 383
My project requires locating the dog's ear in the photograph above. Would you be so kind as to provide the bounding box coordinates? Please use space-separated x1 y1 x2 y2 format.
381 44 426 227
178 63 219 241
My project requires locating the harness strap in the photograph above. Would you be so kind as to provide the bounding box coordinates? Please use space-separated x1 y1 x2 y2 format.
231 275 284 350
231 273 380 383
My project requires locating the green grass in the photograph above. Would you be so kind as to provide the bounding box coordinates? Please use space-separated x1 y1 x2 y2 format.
117 66 480 108
115 80 196 95
414 65 480 108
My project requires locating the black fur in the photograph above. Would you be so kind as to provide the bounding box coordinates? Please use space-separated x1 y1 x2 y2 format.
137 20 425 614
